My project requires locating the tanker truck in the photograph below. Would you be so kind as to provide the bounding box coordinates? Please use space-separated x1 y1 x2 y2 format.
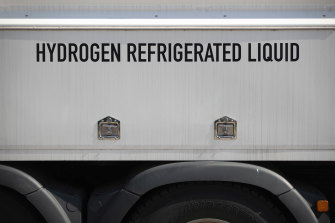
0 0 335 222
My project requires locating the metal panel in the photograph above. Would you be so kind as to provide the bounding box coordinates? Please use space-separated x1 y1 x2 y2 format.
0 29 335 161
0 0 334 11
0 0 333 8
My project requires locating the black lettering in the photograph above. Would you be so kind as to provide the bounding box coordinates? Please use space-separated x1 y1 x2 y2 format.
263 43 273 62
174 43 183 62
79 43 89 62
68 43 78 62
91 43 100 62
185 43 193 62
46 43 56 62
194 43 204 62
291 43 299 61
111 43 121 62
147 43 156 62
127 43 137 62
232 43 241 62
274 43 283 62
36 43 46 62
204 44 214 62
138 43 146 62
157 43 167 62
213 43 221 62
222 43 231 62
168 43 172 62
101 43 109 62
248 43 256 62
58 43 66 62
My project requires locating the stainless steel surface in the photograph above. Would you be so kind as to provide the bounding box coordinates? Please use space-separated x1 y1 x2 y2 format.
1 0 335 161
0 0 334 12
0 29 335 161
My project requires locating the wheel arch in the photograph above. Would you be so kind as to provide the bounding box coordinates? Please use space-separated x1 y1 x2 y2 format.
98 161 318 223
0 164 71 223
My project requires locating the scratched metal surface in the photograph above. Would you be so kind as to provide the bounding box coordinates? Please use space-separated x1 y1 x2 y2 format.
1 0 334 11
0 29 335 160
0 0 334 19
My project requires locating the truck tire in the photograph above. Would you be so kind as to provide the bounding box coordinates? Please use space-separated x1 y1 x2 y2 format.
0 186 46 223
124 183 292 223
